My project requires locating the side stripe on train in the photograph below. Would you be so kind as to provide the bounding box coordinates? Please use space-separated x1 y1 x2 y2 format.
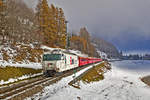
70 57 72 65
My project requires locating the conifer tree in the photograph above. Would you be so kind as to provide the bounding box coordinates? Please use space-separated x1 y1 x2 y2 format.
35 0 67 48
50 4 57 43
71 36 87 53
55 7 59 34
39 0 55 46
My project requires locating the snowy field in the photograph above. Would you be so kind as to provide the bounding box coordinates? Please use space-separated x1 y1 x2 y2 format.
26 60 150 100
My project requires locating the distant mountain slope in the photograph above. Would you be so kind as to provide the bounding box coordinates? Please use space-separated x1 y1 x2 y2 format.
92 37 120 58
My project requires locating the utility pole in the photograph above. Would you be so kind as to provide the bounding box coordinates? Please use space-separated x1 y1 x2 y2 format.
65 20 70 50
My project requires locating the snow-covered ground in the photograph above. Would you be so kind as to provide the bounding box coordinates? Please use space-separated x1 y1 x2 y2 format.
96 49 107 59
26 61 150 100
0 61 42 69
0 43 43 69
0 73 42 86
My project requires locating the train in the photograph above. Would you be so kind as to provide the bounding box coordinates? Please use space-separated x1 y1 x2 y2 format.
42 49 102 76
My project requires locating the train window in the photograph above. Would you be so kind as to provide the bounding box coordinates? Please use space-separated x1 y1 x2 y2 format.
43 54 61 61
61 54 64 60
72 59 74 64
75 60 77 64
81 59 86 61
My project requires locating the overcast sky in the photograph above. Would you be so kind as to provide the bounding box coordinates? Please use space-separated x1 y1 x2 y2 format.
24 0 150 53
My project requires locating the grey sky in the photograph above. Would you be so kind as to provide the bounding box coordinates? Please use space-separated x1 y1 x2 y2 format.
24 0 150 51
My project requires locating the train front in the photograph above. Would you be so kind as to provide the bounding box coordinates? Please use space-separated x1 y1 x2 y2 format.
42 53 63 76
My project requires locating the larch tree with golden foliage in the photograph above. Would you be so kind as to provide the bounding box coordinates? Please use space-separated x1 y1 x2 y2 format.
38 0 55 47
70 27 100 57
36 0 67 48
70 36 88 53
50 4 56 33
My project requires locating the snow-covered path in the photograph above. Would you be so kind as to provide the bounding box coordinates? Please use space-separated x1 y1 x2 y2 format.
27 62 150 100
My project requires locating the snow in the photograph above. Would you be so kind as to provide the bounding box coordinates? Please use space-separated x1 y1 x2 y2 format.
41 45 55 51
0 44 45 69
112 60 150 76
25 62 101 100
41 45 89 57
69 49 88 57
96 49 107 59
0 43 43 69
26 61 150 100
0 73 42 86
0 61 42 69
0 62 42 85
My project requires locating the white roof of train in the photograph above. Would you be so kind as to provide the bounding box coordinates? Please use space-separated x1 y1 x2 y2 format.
44 49 77 56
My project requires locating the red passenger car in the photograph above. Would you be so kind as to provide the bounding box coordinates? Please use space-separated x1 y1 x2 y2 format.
78 57 89 66
78 57 102 66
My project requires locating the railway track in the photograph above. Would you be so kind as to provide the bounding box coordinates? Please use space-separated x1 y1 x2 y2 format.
0 75 50 100
0 63 96 100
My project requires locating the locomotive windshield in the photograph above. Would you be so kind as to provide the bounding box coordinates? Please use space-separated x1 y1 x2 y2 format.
43 54 61 61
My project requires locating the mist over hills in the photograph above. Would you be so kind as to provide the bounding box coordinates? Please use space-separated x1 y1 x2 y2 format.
92 37 120 58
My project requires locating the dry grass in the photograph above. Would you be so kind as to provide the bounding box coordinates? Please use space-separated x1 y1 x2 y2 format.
14 45 44 63
0 66 42 82
141 76 150 86
1 43 44 63
69 62 111 88
2 51 9 61
81 62 110 83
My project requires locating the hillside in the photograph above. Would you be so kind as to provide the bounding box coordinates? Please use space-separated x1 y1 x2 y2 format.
70 27 120 59
0 43 43 67
92 37 120 59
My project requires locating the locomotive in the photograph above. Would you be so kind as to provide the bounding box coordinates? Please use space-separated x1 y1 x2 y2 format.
42 49 102 76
